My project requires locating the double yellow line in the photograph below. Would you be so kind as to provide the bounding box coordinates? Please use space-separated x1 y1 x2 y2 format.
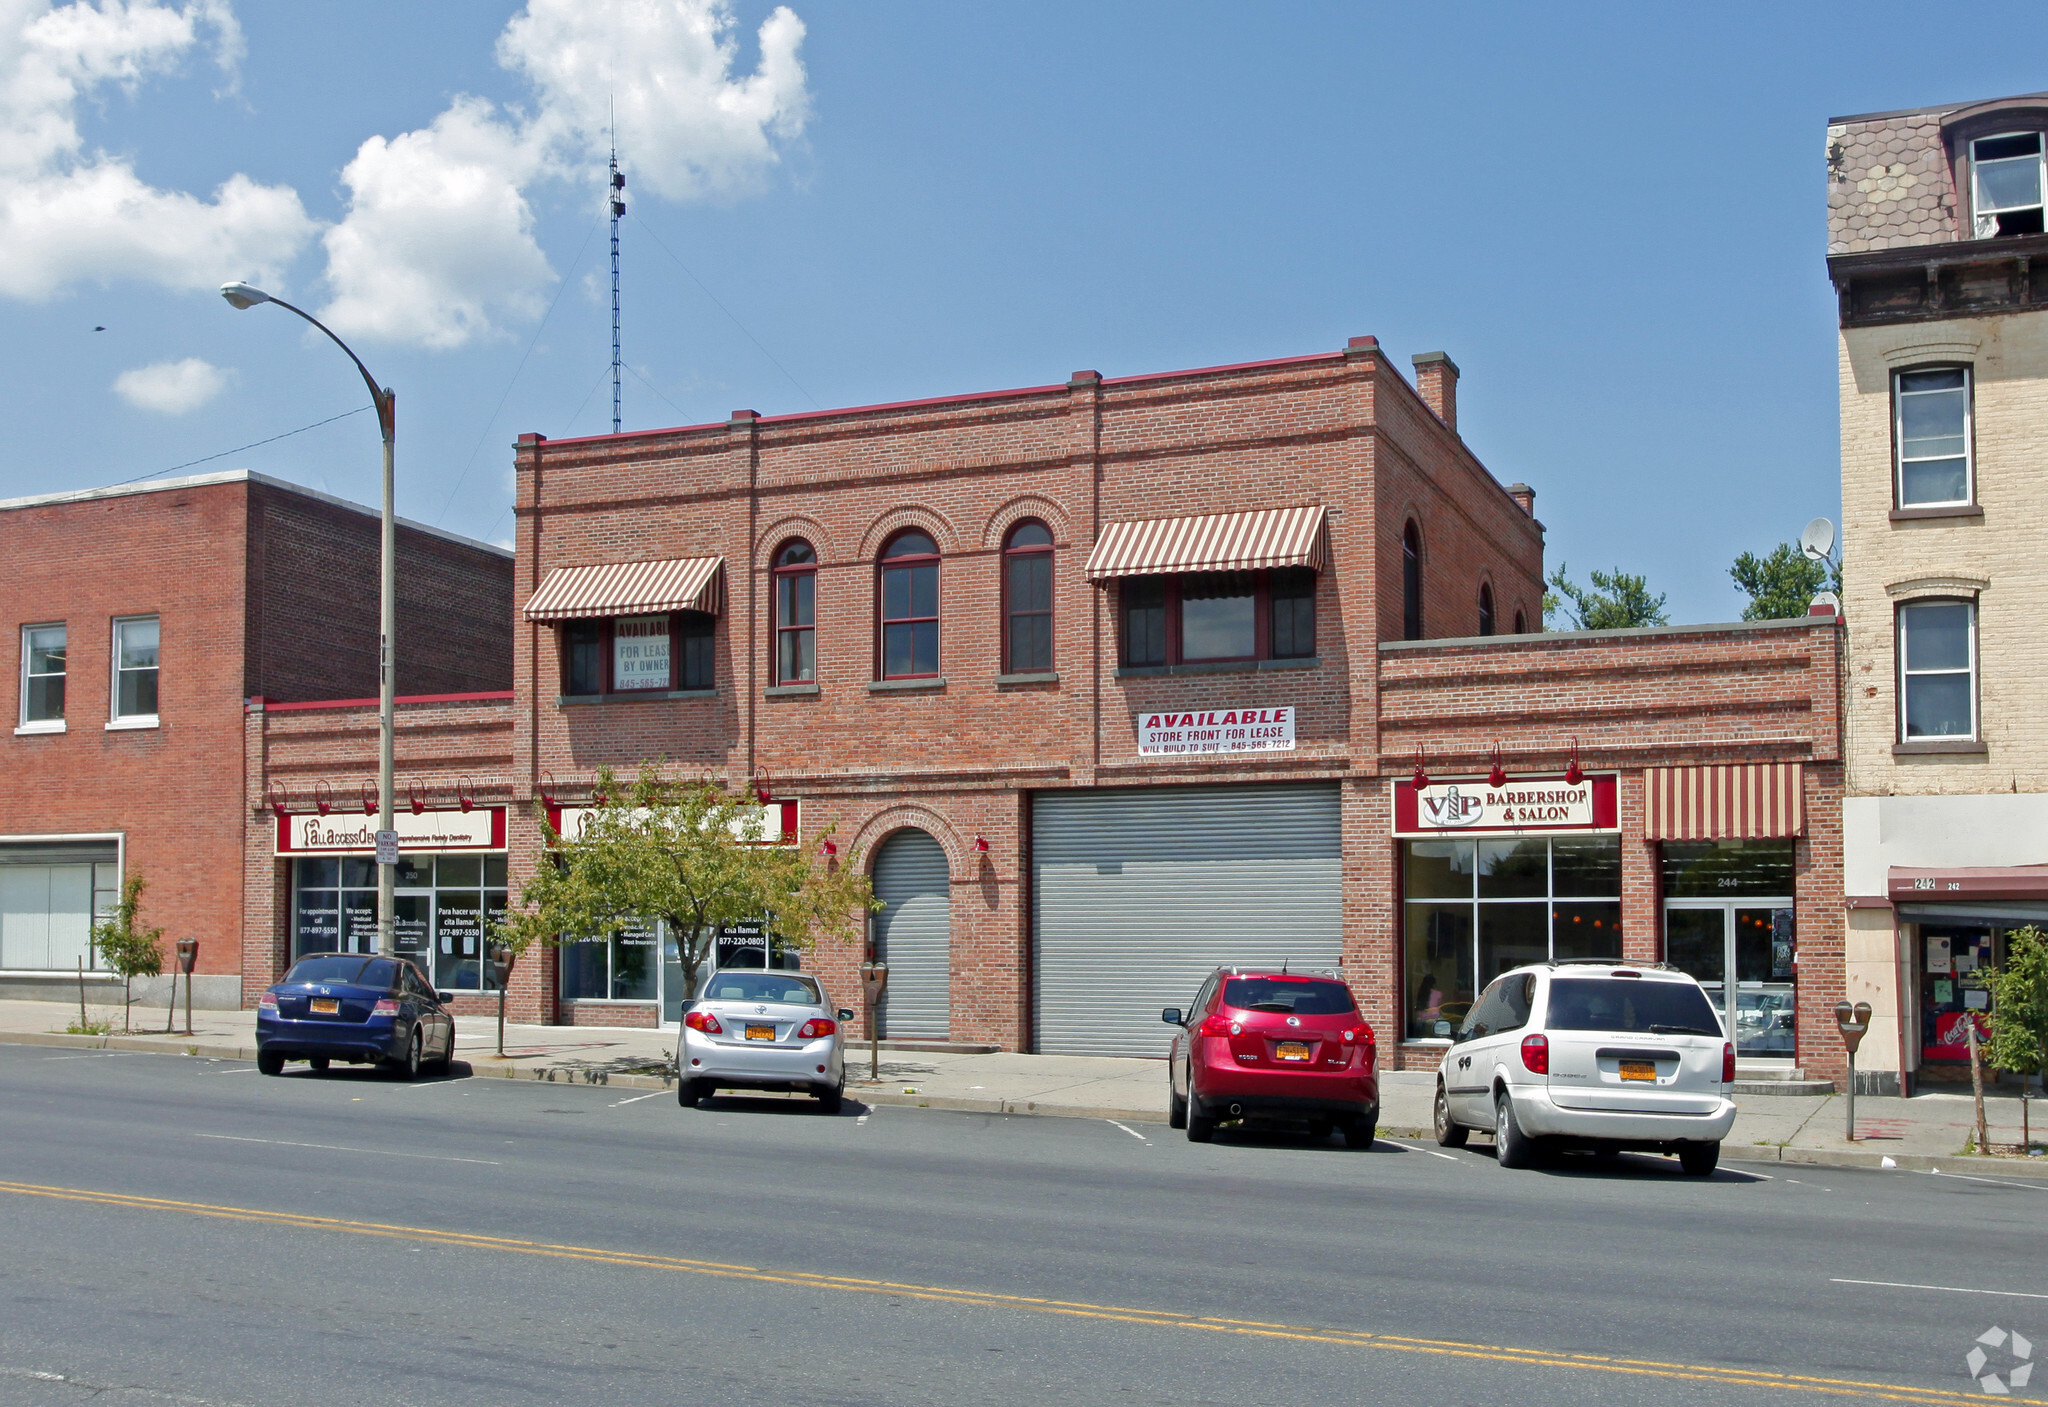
0 1178 1979 1405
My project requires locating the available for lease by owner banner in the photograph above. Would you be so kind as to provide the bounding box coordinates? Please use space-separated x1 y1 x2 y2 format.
1136 706 1295 756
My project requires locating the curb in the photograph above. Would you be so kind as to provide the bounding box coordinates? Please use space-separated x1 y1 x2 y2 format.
1729 1144 2048 1179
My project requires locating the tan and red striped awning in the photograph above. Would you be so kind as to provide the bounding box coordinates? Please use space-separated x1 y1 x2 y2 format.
1084 505 1327 581
523 557 725 622
1645 764 1804 841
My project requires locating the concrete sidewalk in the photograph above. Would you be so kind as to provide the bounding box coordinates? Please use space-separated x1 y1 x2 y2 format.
8 997 2047 1176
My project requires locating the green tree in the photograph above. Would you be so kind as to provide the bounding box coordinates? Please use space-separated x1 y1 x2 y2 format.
92 873 164 1034
1728 542 1842 621
1543 562 1669 631
1983 925 2048 1093
493 763 880 1009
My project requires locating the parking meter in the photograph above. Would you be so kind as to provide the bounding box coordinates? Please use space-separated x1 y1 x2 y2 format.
1834 1000 1872 1140
174 938 198 1035
860 961 888 1080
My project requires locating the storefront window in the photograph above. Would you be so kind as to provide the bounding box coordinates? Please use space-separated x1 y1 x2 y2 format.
1402 835 1623 1039
1919 926 1999 1066
559 920 663 1001
291 854 506 987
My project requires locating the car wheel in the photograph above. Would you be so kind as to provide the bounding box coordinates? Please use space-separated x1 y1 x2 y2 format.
392 1029 422 1082
1168 1071 1188 1131
256 1049 284 1077
677 1078 709 1108
1341 1114 1377 1149
1494 1092 1538 1169
1186 1110 1217 1143
815 1083 844 1114
1434 1083 1469 1148
307 1056 330 1072
1678 1141 1720 1177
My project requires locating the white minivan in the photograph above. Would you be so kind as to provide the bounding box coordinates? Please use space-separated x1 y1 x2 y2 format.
1433 961 1737 1175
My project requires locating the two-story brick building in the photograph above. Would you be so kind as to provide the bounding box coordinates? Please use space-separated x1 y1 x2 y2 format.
3 469 513 1009
1827 92 2048 1092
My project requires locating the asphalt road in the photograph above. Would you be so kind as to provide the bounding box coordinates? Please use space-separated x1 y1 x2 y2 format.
0 1044 2040 1407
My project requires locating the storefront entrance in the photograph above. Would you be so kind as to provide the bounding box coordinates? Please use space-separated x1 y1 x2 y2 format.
1660 841 1795 1062
291 854 507 991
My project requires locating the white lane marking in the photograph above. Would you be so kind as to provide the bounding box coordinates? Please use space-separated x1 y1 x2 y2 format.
193 1133 500 1165
41 1052 140 1061
1378 1137 1460 1162
392 1078 466 1092
1921 1168 2048 1192
856 1114 870 1126
199 1066 259 1075
1832 1277 2048 1301
1105 1120 1149 1143
609 1090 668 1106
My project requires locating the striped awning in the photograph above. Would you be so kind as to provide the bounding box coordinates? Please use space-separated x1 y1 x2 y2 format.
1645 764 1804 841
1085 505 1327 581
523 557 725 622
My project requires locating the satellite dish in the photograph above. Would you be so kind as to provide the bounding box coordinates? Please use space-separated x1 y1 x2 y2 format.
1800 517 1836 562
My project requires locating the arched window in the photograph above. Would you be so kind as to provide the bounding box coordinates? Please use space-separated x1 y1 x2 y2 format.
1003 521 1054 673
1478 582 1495 637
879 530 940 679
1401 521 1423 641
772 540 816 684
1513 608 1528 635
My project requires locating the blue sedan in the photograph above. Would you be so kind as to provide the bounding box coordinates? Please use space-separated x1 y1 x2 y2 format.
256 954 456 1080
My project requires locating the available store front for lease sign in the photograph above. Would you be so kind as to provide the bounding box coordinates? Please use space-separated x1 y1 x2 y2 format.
1393 774 1617 837
1136 707 1295 756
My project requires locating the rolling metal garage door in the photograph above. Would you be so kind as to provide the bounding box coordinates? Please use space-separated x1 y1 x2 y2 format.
1032 784 1342 1056
871 829 952 1039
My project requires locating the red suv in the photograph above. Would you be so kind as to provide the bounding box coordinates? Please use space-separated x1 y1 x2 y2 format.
1163 968 1378 1146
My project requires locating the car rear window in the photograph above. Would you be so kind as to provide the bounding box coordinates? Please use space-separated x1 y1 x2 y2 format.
702 973 822 1005
1221 978 1356 1016
285 956 376 985
1546 979 1722 1036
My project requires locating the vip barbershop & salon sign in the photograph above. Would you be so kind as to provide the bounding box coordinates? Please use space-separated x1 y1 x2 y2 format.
1393 774 1618 836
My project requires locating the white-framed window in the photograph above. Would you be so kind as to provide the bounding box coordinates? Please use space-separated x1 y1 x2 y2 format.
19 624 65 731
110 616 159 725
1894 367 1972 508
1971 131 2046 239
1898 599 1977 741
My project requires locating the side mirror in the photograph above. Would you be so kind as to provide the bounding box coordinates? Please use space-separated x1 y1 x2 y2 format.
1161 1007 1183 1026
837 1008 855 1022
436 991 454 1004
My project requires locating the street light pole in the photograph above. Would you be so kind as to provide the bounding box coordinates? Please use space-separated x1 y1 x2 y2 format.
221 282 398 960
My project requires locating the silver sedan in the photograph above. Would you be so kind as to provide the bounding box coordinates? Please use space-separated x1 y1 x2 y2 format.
677 969 853 1112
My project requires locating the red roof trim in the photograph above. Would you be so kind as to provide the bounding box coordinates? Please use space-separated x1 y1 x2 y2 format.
261 690 515 713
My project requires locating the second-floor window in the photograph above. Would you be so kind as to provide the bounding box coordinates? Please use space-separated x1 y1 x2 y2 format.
561 613 714 695
878 531 940 679
112 616 158 722
1899 599 1976 740
1003 521 1053 673
773 541 816 684
21 624 64 728
1895 367 1972 508
1972 131 2045 238
1119 569 1316 668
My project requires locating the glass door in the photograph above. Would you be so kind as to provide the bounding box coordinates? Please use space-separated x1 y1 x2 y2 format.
1665 906 1729 1034
1663 902 1796 1060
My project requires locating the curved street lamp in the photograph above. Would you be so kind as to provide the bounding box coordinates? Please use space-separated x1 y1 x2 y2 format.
221 282 398 961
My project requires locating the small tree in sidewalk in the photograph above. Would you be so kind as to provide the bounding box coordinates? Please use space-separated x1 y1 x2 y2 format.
92 874 164 1034
1983 924 2048 1149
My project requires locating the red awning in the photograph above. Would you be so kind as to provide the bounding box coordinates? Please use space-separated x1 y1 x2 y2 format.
523 557 725 622
1084 505 1327 581
1644 763 1804 840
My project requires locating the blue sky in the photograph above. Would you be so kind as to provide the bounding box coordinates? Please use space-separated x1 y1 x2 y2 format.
4 1 2044 621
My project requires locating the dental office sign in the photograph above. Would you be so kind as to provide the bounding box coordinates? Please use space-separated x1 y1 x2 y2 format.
276 807 505 854
1136 706 1295 757
1393 774 1617 837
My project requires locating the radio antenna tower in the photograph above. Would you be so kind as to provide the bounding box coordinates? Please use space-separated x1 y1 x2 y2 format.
608 104 625 435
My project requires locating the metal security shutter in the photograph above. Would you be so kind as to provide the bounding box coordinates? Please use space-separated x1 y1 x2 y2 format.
871 829 952 1038
1033 783 1342 1056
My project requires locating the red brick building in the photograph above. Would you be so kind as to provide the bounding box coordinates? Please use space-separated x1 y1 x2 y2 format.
2 470 512 1008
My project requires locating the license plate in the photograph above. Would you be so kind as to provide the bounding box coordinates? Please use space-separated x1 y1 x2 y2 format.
1275 1041 1311 1062
310 998 339 1014
1619 1060 1657 1082
745 1024 776 1042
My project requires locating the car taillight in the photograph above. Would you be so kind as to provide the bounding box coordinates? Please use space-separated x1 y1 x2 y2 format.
685 1010 723 1034
1197 1014 1235 1038
798 1018 837 1039
1340 1023 1374 1045
1722 1041 1736 1084
257 992 278 1012
372 999 400 1016
1520 1032 1549 1075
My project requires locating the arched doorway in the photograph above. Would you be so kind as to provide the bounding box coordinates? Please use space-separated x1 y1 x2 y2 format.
871 828 952 1038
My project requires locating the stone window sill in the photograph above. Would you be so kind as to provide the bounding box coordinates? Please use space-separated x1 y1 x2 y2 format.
14 720 64 735
558 689 717 705
763 683 820 698
1893 739 1988 756
1116 657 1320 679
868 677 946 693
106 716 159 731
1890 504 1982 522
994 671 1059 686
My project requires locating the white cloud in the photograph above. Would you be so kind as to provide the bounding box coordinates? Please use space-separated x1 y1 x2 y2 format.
0 0 314 299
113 355 228 412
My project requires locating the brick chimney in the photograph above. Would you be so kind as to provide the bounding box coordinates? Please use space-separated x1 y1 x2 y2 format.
1411 351 1459 431
1505 482 1536 516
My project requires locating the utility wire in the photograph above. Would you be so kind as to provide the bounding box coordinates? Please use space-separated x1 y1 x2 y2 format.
623 360 692 423
104 406 372 489
628 211 821 409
